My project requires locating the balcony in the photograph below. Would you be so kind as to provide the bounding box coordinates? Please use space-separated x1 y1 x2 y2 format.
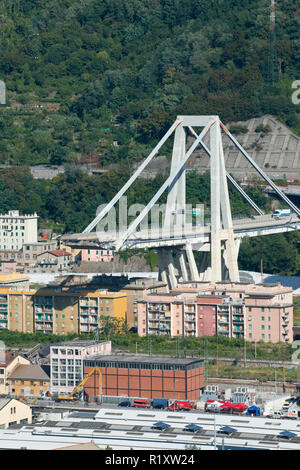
148 314 160 320
35 325 53 331
218 319 229 325
232 318 244 324
218 328 229 335
184 315 195 322
35 316 53 323
185 328 196 333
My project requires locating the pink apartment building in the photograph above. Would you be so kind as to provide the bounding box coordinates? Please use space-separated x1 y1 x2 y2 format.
81 249 114 263
137 282 294 344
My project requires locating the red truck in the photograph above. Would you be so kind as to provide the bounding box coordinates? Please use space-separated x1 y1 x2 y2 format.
133 399 151 408
168 400 193 411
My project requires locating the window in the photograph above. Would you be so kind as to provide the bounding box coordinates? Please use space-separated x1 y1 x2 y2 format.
261 316 265 321
261 308 265 312
261 325 265 330
248 316 252 321
248 324 252 330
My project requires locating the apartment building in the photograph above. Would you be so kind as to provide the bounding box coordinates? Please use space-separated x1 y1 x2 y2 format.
0 288 34 333
138 282 294 343
36 250 73 272
138 292 199 337
21 241 57 265
0 260 16 273
0 285 127 336
50 340 111 395
0 210 38 251
80 249 114 263
49 274 167 330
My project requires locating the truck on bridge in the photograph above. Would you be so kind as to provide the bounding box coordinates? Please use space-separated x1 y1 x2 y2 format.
272 209 291 218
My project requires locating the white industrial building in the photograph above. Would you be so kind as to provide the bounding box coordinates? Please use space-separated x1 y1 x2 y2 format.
1 407 300 450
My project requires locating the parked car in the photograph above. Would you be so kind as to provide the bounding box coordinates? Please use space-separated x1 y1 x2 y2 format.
118 400 131 407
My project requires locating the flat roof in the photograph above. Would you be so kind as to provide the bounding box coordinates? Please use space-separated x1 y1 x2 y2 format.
51 340 110 348
84 355 203 366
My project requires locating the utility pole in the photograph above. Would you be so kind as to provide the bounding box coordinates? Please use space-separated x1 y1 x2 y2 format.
204 338 208 385
260 257 264 284
214 414 217 450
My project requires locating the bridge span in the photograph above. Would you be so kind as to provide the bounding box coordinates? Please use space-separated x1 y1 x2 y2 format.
61 115 300 289
62 214 300 250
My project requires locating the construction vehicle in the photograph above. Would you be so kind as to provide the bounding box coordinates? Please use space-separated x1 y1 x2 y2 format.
53 367 102 403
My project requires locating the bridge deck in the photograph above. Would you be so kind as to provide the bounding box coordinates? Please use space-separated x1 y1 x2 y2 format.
61 214 300 250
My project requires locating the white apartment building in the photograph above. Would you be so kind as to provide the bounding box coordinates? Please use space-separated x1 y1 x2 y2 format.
0 211 38 251
50 340 111 395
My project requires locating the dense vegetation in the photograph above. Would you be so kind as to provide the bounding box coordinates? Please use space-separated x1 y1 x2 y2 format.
0 0 299 167
0 328 292 361
0 1 299 276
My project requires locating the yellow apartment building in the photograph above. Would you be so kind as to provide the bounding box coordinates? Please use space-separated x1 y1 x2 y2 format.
0 286 127 336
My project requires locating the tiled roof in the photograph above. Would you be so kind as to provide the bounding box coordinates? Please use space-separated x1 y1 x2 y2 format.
8 364 50 381
41 250 72 257
0 352 16 367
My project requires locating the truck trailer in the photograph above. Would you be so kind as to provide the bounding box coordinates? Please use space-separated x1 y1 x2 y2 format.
151 398 169 409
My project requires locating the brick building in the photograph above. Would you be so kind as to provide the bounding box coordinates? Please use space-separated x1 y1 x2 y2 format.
83 356 204 401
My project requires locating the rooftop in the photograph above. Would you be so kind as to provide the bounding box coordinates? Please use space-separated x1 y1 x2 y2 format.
84 354 203 366
8 364 50 381
51 340 110 348
0 398 11 410
40 250 72 257
0 273 28 282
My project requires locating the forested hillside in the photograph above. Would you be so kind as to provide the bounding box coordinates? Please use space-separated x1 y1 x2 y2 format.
0 0 300 276
0 0 299 167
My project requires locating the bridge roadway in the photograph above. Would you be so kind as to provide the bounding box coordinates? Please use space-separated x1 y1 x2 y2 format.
61 213 300 250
